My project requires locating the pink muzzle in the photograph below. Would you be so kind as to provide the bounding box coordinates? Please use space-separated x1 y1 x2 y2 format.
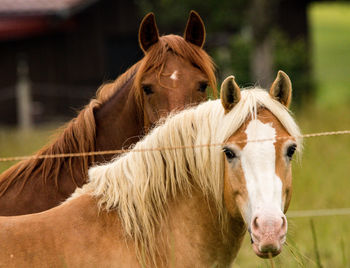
249 211 287 258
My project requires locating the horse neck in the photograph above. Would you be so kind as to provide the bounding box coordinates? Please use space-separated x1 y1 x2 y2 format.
94 77 143 162
159 190 246 267
0 70 143 216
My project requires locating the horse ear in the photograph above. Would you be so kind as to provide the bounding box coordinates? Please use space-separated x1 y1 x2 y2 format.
139 13 159 53
184 10 206 48
269 70 292 108
221 76 241 113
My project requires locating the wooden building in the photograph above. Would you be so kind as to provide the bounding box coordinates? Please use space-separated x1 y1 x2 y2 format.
0 0 142 125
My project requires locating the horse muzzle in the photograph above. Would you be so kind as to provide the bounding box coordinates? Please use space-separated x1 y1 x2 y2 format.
249 212 287 258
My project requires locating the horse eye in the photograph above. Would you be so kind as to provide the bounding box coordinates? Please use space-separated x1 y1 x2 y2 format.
286 144 297 160
142 84 154 95
198 82 208 93
223 147 236 161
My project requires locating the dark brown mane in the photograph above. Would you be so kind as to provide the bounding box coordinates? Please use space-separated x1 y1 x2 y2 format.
0 34 217 196
0 62 140 196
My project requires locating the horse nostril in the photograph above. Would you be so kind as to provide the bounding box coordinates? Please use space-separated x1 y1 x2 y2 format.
253 216 259 229
281 216 286 228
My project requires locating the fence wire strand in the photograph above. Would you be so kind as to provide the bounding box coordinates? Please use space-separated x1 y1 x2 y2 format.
0 130 349 162
288 208 350 218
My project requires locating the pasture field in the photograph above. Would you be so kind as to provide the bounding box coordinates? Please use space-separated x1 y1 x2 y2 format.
0 2 349 268
0 125 58 172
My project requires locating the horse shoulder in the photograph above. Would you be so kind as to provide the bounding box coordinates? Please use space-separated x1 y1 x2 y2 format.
0 194 139 267
57 195 140 267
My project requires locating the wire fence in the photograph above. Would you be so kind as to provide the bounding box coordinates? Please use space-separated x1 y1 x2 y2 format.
0 129 349 162
0 129 350 219
287 208 350 218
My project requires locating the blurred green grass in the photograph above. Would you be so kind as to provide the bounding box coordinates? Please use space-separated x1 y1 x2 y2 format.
0 125 58 172
311 2 350 107
0 2 350 267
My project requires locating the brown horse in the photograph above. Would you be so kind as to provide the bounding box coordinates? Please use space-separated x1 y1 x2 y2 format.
0 11 217 216
0 72 302 267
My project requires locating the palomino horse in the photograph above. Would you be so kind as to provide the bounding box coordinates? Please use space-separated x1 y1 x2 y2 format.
0 11 216 215
0 71 301 267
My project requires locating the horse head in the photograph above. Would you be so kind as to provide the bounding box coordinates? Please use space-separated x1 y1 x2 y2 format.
221 71 298 258
135 11 216 129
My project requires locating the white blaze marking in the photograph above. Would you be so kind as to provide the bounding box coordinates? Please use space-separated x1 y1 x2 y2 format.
170 70 178 80
240 119 283 223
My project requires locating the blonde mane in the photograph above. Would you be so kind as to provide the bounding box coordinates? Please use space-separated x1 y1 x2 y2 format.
71 88 302 265
0 34 217 196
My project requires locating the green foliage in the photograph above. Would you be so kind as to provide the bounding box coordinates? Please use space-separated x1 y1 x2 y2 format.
136 0 249 32
212 29 313 105
210 38 252 89
228 33 253 87
273 30 314 106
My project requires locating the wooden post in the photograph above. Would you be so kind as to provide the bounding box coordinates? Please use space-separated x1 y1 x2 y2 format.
249 0 276 88
16 57 33 130
251 37 273 88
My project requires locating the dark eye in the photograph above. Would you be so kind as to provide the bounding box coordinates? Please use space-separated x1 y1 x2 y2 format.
286 144 297 160
223 147 236 161
142 84 154 95
198 82 208 93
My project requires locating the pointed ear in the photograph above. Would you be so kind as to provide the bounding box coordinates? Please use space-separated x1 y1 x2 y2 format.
139 13 159 53
220 76 241 113
269 70 292 108
184 10 206 48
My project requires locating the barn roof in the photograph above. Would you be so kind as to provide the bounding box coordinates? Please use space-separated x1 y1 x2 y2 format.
0 0 99 40
0 0 98 16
